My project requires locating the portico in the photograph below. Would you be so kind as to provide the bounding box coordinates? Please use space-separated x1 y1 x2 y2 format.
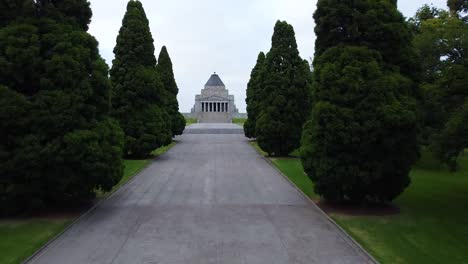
201 102 229 113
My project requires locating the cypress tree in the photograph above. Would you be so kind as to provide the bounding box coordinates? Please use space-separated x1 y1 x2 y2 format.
0 0 124 214
244 52 265 138
111 0 171 158
156 46 186 137
301 0 419 203
255 21 312 156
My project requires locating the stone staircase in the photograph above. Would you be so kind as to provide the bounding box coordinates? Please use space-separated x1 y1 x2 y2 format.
198 112 232 123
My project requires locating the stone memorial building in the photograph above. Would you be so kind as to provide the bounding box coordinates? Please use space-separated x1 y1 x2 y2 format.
191 73 238 123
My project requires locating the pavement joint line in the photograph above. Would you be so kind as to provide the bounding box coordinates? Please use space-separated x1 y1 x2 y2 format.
22 144 175 264
249 142 379 264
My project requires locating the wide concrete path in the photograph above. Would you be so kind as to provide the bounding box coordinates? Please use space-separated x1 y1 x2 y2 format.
28 124 374 264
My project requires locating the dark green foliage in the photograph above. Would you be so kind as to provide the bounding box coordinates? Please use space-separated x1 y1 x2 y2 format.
34 0 92 30
255 21 312 156
448 0 468 19
111 1 171 158
302 0 419 203
0 2 124 215
156 46 185 136
413 6 468 168
0 0 35 26
244 52 265 138
314 0 418 80
431 100 468 171
121 105 171 158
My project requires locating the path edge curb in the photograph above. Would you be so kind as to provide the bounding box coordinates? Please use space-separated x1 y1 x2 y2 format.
250 142 380 264
22 144 175 264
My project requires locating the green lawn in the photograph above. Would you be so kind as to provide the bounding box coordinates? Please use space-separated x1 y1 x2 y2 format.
0 219 71 264
232 118 246 126
271 158 319 200
185 117 198 125
333 152 468 264
251 141 468 264
0 143 176 264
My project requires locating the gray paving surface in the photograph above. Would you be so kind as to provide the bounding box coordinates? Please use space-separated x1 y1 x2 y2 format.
27 124 374 264
184 123 244 134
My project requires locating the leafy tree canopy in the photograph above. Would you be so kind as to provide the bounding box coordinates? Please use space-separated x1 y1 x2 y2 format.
413 3 468 169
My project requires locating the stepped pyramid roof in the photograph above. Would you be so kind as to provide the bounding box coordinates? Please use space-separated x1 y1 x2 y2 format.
205 73 225 87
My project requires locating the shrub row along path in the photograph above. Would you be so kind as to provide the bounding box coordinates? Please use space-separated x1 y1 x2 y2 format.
28 123 373 264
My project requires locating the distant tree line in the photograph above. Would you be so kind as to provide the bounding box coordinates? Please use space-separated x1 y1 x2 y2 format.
0 0 184 215
245 0 468 204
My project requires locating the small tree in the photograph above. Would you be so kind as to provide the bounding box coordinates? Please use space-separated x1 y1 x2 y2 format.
111 1 171 158
244 52 265 138
255 21 312 156
156 46 185 137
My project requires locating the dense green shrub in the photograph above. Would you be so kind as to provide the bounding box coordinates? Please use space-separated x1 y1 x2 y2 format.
0 0 124 215
301 0 419 203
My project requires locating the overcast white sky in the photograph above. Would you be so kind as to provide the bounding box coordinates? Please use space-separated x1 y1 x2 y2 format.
89 0 447 112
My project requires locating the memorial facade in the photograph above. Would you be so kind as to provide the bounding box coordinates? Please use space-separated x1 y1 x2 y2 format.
191 73 238 123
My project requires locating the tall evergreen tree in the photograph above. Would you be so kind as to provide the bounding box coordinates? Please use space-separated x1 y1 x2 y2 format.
255 21 312 156
156 46 185 137
0 0 124 215
111 0 171 158
301 0 419 203
244 52 265 138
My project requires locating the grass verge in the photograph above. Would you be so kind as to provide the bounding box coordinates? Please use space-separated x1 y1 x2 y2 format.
250 141 468 264
232 118 246 126
185 118 198 125
0 219 71 264
0 142 176 264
